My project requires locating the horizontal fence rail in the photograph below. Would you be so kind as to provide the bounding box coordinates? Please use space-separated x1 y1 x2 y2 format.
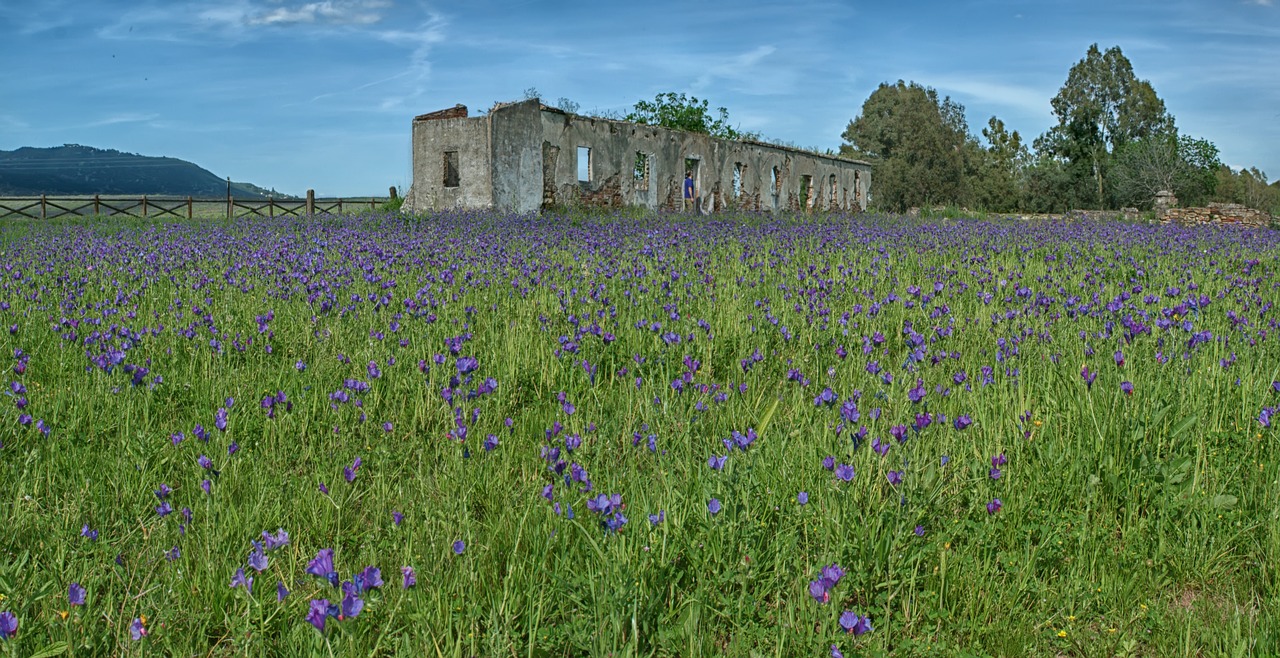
0 193 391 220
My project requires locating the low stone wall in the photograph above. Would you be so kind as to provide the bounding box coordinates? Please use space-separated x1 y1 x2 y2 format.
1162 203 1275 228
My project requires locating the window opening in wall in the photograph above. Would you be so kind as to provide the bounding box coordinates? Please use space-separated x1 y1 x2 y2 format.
633 152 651 190
800 175 813 209
829 174 838 207
733 163 744 198
771 167 780 196
577 147 591 182
443 151 460 188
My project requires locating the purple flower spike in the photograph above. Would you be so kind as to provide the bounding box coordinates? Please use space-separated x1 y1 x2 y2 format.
835 464 855 482
987 498 1003 515
886 470 903 486
340 590 364 619
839 611 873 635
393 511 404 526
809 579 830 603
797 491 809 505
262 528 289 551
306 599 331 631
248 546 268 573
215 407 228 432
357 566 383 590
80 524 98 541
69 583 86 606
344 457 361 483
230 567 254 593
953 414 972 431
277 581 289 602
402 566 417 589
453 540 466 555
0 611 14 639
831 645 845 658
707 498 722 515
306 548 339 586
129 617 146 640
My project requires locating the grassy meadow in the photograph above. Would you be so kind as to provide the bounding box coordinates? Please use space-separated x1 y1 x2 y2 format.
0 210 1277 657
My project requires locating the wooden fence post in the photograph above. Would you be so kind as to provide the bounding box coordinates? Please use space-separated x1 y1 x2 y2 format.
94 194 100 217
187 196 193 220
41 194 46 219
337 198 343 213
269 197 275 218
226 177 232 220
142 195 148 218
306 189 315 216
389 186 398 200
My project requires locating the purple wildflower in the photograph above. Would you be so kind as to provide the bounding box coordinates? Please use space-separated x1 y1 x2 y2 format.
306 599 332 631
987 498 1003 515
306 548 339 586
402 566 417 589
453 540 465 555
69 583 86 606
0 611 14 639
230 567 253 593
277 581 289 602
839 611 873 635
129 617 146 640
797 491 809 505
708 498 722 515
835 464 855 482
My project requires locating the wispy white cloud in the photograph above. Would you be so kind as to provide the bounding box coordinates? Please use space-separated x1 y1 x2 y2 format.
199 0 391 28
925 76 1054 119
85 112 161 128
372 11 449 112
1245 0 1272 7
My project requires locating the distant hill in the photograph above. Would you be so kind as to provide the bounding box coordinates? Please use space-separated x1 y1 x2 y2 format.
0 145 293 199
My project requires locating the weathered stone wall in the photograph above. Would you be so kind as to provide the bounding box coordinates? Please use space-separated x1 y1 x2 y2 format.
1162 203 1275 228
404 108 492 212
406 99 871 215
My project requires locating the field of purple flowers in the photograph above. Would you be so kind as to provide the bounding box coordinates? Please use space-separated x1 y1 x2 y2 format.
0 211 1277 656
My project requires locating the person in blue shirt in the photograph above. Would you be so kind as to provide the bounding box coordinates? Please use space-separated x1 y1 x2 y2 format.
683 171 697 212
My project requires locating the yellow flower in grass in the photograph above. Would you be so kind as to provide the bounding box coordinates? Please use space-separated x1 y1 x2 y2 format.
1057 630 1067 638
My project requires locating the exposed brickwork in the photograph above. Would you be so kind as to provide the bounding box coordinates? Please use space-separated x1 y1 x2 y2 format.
1162 203 1275 228
579 175 624 209
414 105 468 122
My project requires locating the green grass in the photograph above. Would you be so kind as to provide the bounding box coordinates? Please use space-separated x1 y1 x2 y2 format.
0 211 1276 657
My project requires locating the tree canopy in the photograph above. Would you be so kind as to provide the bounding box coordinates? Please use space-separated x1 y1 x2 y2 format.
625 93 744 140
1034 44 1175 206
840 81 972 213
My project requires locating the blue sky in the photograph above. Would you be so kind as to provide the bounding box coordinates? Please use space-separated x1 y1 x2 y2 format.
1 0 1276 197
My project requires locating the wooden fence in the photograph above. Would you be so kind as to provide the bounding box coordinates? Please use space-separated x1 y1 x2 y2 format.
0 189 393 220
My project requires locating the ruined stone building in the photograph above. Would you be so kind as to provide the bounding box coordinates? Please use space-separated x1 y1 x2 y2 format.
403 99 870 214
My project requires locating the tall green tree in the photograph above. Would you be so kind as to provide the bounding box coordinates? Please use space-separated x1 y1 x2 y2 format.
1034 44 1174 207
840 80 971 212
970 116 1029 212
625 93 743 140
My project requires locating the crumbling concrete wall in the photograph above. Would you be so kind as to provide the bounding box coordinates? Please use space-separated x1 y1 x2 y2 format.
405 98 871 215
405 105 492 211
